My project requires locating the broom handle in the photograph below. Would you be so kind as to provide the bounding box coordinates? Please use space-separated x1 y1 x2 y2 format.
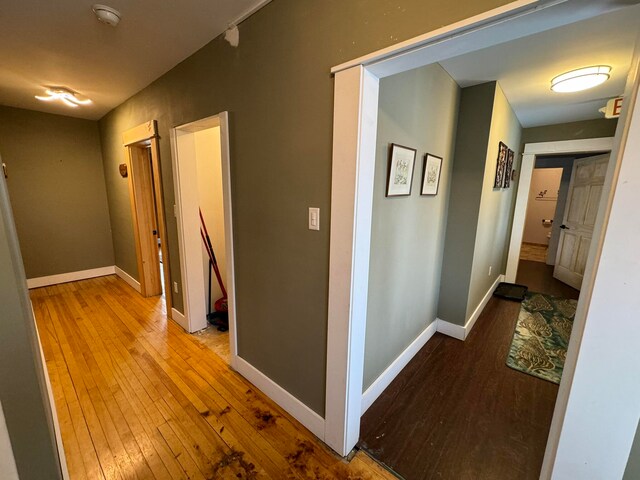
199 210 228 298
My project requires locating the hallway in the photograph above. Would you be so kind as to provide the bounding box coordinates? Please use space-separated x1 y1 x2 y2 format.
31 276 392 479
358 261 580 479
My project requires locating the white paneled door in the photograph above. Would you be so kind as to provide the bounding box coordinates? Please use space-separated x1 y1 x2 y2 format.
553 154 609 289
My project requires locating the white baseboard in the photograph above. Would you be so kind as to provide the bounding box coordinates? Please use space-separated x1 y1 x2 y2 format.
114 266 141 293
234 356 325 440
437 274 504 341
27 266 115 289
31 307 70 479
171 308 188 331
436 318 466 340
361 320 438 415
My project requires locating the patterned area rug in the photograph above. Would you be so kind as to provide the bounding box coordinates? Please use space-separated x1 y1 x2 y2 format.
506 292 577 384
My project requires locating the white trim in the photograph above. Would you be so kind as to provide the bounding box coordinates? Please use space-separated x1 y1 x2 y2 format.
435 318 465 341
114 266 142 293
234 356 325 440
505 153 536 283
170 113 237 350
522 137 613 155
436 274 505 341
27 266 115 289
505 138 613 283
462 273 505 338
170 308 187 330
218 112 238 367
32 306 69 480
325 66 380 456
361 321 437 415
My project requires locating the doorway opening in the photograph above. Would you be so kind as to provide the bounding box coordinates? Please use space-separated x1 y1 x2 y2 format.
123 121 172 314
325 0 639 477
170 112 237 366
514 150 610 298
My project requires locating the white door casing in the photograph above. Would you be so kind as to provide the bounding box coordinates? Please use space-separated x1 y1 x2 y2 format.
554 154 609 290
504 139 613 284
170 113 238 368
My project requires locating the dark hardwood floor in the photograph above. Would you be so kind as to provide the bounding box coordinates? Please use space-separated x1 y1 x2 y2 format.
359 261 579 479
516 260 579 299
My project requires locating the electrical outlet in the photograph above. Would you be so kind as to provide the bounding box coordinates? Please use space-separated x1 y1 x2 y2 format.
488 266 493 276
173 281 179 293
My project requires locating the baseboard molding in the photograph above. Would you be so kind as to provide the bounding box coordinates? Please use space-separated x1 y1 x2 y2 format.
437 274 505 341
27 266 115 289
32 306 70 479
114 266 141 293
436 318 466 340
171 308 187 330
234 356 325 440
361 320 438 415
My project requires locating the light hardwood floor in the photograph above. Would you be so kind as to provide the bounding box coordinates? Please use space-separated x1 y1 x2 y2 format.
519 242 548 263
31 275 393 480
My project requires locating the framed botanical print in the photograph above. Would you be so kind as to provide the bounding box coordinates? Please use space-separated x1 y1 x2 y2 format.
421 153 443 196
494 141 509 188
386 143 416 197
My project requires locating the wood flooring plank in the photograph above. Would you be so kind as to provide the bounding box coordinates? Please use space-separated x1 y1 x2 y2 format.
31 276 397 480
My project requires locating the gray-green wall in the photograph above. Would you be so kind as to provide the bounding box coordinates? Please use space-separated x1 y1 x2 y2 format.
467 84 521 317
521 118 617 145
0 173 62 479
437 83 495 325
364 64 460 390
97 0 515 416
624 422 640 480
0 106 114 278
438 82 521 326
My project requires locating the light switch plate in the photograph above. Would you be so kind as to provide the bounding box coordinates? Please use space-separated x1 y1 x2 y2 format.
308 207 320 231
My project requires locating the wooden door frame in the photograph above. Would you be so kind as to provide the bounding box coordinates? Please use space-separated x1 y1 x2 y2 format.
504 137 614 284
123 121 173 315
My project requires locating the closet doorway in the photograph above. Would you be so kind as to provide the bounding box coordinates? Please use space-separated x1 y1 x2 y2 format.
170 112 237 366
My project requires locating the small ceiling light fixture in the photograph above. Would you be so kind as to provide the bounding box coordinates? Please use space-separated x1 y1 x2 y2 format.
35 87 92 108
551 65 611 93
92 4 121 26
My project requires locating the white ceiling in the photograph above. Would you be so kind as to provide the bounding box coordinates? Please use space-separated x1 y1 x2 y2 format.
0 0 269 120
439 5 640 128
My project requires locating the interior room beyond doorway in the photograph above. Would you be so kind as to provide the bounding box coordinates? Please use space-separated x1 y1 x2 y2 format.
350 3 634 478
172 113 236 365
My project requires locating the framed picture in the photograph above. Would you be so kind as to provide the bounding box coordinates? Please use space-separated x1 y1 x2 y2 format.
421 153 443 195
386 143 416 197
503 149 515 188
493 141 509 188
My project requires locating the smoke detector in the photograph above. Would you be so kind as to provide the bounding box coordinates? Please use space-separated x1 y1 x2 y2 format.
92 4 121 26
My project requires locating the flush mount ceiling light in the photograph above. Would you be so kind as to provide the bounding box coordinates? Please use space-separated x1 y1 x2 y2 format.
35 87 92 108
551 66 611 93
92 4 121 26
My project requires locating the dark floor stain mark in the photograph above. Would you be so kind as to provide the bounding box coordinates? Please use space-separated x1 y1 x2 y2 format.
286 439 315 471
210 450 258 480
253 408 277 430
220 426 225 433
220 406 231 416
200 409 211 417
